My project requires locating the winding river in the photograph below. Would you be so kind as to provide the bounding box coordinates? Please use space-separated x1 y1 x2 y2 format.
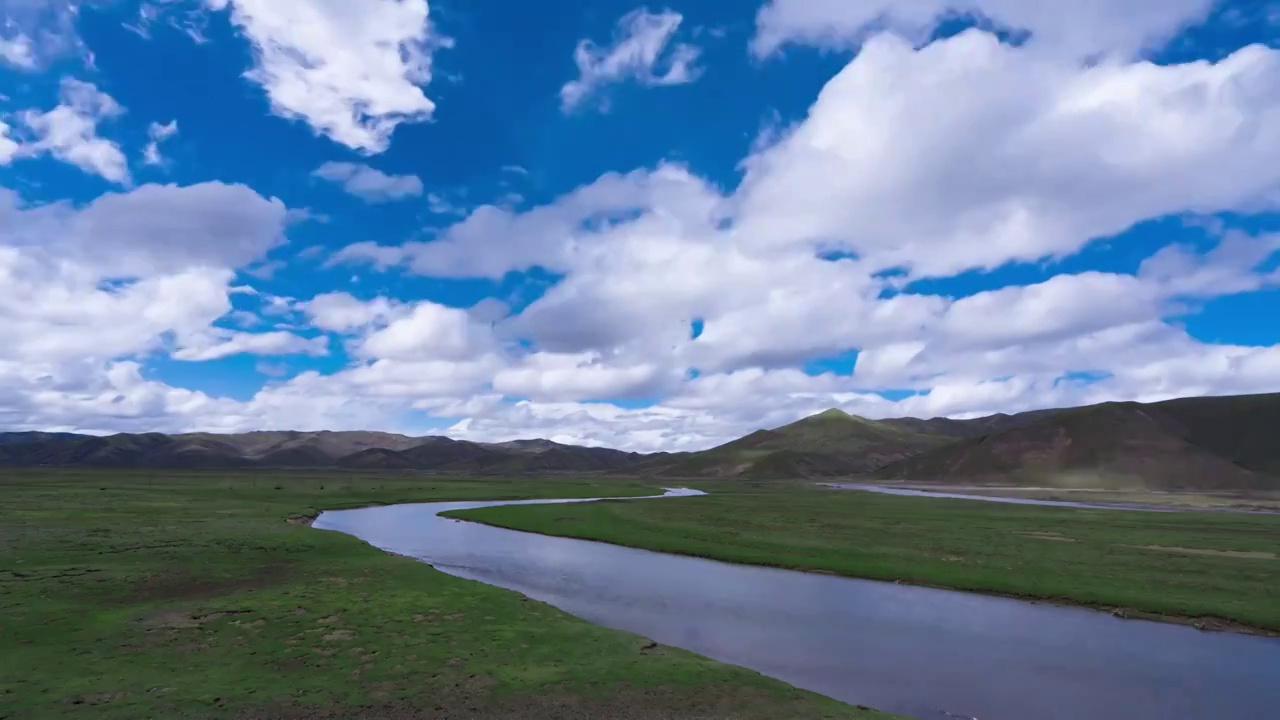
313 489 1280 720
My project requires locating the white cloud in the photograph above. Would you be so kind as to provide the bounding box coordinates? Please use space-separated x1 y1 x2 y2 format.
751 0 1216 60
142 120 179 166
561 8 702 113
733 33 1280 279
173 330 329 361
443 332 1280 451
0 0 87 70
493 351 674 402
303 292 402 332
0 254 235 364
18 78 130 183
356 301 494 362
0 121 17 164
426 192 464 215
6 15 1280 448
373 163 722 280
0 181 292 368
316 28 1280 447
1138 231 1280 298
0 34 36 68
207 0 446 153
0 179 356 434
0 182 289 279
125 1 213 43
326 240 409 270
312 161 424 202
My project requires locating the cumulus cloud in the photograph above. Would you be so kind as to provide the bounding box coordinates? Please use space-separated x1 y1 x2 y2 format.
207 0 446 153
561 8 702 113
0 182 293 368
0 0 88 71
733 33 1280 279
325 241 409 270
6 10 1280 448
0 179 361 433
751 0 1216 60
173 330 329 361
355 301 494 362
0 255 234 364
303 292 402 332
0 34 36 68
322 29 1280 446
17 78 130 183
312 161 424 202
0 122 17 164
493 351 675 402
0 182 289 279
142 120 179 166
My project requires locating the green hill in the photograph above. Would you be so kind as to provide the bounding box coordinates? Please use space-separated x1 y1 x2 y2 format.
640 408 950 479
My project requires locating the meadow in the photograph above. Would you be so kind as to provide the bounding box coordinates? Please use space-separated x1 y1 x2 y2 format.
0 470 890 719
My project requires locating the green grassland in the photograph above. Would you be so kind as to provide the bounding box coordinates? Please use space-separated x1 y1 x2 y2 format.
0 470 891 719
450 484 1280 632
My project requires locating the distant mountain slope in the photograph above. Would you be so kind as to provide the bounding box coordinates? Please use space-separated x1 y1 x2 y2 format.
879 409 1056 438
872 396 1280 491
0 430 640 473
181 430 425 460
3 393 1276 488
0 432 85 446
639 409 951 479
1148 393 1280 475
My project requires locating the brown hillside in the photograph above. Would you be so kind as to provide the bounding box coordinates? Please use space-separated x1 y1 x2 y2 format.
872 401 1273 491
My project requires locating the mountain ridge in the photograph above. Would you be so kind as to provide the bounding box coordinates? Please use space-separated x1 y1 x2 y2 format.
2 392 1277 491
0 429 644 474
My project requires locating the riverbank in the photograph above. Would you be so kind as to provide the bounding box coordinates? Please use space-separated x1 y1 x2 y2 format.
834 482 1280 514
447 483 1280 633
1 470 892 719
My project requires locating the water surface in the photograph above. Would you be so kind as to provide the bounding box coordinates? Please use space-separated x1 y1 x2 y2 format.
314 490 1280 720
825 483 1176 511
826 483 1280 514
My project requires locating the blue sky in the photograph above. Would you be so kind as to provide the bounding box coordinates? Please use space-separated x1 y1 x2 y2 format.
1 0 1278 450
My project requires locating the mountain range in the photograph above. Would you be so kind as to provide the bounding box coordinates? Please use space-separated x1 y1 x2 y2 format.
3 392 1278 491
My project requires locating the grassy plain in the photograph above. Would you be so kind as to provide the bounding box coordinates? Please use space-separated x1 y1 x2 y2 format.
0 470 891 719
450 483 1280 632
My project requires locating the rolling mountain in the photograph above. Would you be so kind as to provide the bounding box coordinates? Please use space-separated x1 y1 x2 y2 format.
0 430 642 474
635 409 952 479
870 394 1280 491
0 431 84 446
2 393 1276 489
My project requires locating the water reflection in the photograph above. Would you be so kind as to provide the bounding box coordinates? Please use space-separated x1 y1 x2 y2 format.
314 489 1280 720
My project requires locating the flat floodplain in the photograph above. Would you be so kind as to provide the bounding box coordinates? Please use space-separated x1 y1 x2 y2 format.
0 470 893 720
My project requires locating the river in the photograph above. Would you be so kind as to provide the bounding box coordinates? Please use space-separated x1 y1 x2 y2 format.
312 489 1280 720
825 483 1280 514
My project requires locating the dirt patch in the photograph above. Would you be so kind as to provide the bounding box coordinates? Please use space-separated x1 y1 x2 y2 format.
1130 545 1275 560
322 629 355 642
66 691 129 707
139 609 252 629
1015 531 1076 542
121 562 295 604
